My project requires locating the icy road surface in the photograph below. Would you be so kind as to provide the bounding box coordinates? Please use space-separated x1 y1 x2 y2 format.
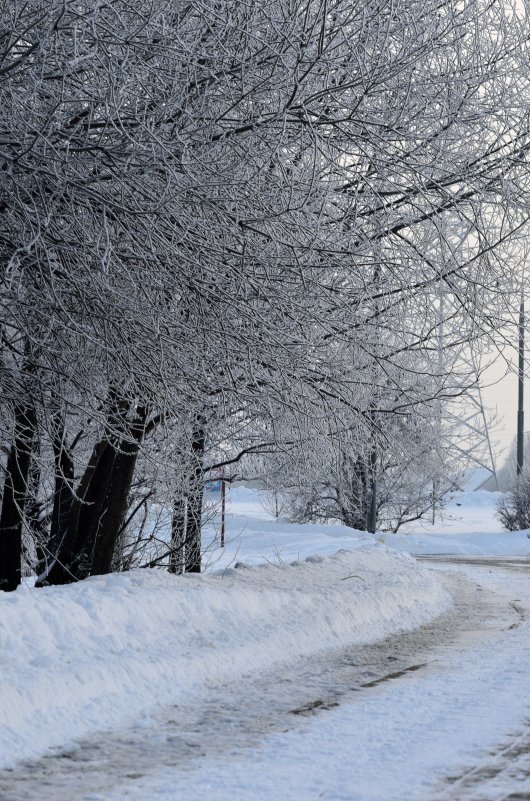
2 558 530 801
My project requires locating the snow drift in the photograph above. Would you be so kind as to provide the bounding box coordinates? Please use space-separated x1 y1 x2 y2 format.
0 545 451 768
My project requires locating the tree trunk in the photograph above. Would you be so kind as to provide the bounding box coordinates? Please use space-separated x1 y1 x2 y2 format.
40 395 149 585
26 456 47 573
339 456 370 531
39 438 114 585
35 413 75 577
185 422 205 574
169 492 186 574
0 404 37 591
89 408 146 576
70 440 119 580
50 419 75 554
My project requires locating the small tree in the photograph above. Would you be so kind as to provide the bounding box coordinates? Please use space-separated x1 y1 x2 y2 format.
497 473 530 531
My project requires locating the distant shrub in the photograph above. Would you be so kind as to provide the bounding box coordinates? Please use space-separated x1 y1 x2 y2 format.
497 473 530 531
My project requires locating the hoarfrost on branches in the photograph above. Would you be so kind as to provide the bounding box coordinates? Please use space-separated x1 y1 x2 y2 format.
0 0 529 587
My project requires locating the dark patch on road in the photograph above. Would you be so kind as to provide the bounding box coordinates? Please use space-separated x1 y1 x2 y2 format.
290 698 341 716
360 661 428 688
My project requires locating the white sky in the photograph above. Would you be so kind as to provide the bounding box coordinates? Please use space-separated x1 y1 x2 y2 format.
481 351 520 469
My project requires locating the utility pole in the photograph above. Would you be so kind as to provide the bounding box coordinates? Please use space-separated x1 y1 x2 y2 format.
517 289 525 477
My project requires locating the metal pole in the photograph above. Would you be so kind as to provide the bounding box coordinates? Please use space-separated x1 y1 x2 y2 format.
517 292 525 477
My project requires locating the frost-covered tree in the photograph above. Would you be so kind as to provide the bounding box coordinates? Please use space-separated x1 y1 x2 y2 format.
0 0 530 589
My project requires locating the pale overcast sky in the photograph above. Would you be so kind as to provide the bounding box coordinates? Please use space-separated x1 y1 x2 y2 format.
481 353 520 469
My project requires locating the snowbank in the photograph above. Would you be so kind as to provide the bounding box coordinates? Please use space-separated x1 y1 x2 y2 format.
0 545 450 768
382 490 530 556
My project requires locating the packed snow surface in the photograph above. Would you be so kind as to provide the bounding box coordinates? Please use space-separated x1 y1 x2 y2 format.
0 537 450 768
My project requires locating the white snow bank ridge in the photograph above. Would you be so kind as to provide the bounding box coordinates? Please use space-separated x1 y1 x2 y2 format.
0 545 451 768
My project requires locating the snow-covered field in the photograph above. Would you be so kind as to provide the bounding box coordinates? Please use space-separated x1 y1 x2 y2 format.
2 486 530 801
202 486 530 571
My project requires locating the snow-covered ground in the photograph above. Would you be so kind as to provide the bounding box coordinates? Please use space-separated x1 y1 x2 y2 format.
2 486 530 800
0 517 449 769
100 558 530 801
384 487 530 555
202 485 530 570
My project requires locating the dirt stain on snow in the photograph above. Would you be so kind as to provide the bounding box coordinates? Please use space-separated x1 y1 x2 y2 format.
360 661 428 688
290 698 341 716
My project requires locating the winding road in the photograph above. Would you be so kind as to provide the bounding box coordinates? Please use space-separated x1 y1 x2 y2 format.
1 557 529 801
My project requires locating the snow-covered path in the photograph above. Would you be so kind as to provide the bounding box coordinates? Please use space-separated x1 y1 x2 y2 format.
3 490 530 800
2 558 530 801
110 559 530 801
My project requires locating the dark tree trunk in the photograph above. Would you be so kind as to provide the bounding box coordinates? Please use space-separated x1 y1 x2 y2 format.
0 404 37 591
353 457 370 530
185 482 204 573
35 413 75 578
39 438 113 585
69 440 118 580
89 408 146 576
26 457 48 572
185 422 205 574
41 402 147 585
339 456 370 531
169 492 186 574
50 418 75 555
